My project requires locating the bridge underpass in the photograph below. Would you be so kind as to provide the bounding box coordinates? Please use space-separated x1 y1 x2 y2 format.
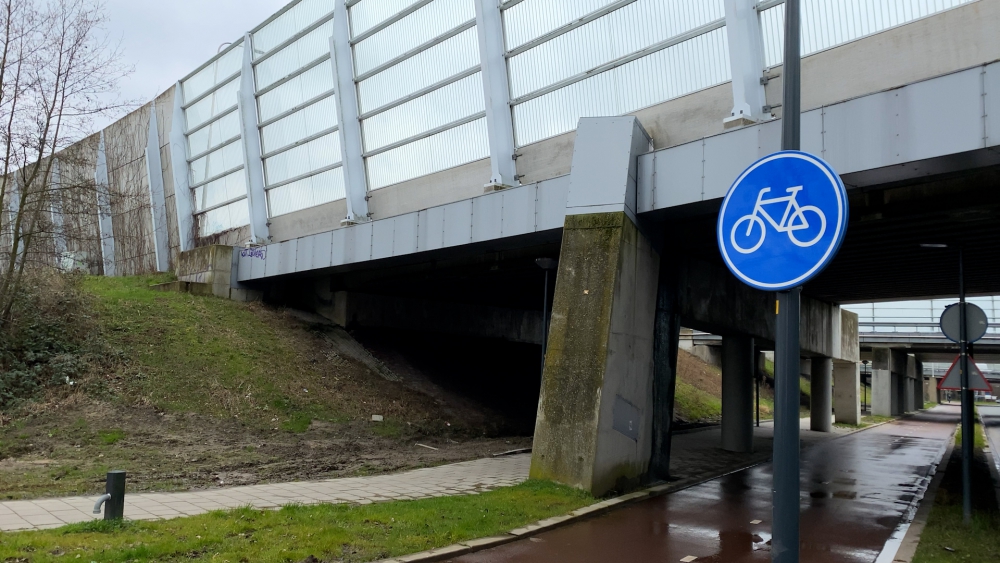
26 0 997 501
208 5 1000 495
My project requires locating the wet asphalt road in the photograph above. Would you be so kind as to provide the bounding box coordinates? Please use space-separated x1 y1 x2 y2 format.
449 407 958 563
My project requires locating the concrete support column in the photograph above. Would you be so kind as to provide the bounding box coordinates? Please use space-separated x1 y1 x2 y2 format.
800 357 811 415
169 83 195 251
95 131 116 277
145 102 170 272
721 335 755 452
872 369 893 416
49 159 68 263
649 259 681 480
833 361 861 425
531 117 657 496
810 357 833 432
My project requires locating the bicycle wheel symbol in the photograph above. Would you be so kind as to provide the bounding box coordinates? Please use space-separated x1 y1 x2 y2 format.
786 205 826 248
731 215 766 254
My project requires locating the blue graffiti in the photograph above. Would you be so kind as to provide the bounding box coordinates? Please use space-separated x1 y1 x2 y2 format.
240 247 266 260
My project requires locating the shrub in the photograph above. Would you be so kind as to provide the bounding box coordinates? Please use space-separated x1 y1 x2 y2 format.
0 270 99 408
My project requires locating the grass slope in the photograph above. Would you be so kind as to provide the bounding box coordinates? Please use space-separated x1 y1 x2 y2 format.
673 350 774 424
0 276 525 500
83 274 344 427
0 481 591 563
913 421 999 562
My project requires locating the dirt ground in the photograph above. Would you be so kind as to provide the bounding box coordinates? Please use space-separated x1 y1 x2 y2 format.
0 398 531 500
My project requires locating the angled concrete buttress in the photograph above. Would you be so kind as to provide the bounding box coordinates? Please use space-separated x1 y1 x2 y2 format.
530 117 659 496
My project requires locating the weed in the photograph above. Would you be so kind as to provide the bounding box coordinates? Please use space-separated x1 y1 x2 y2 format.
280 412 313 433
97 429 125 445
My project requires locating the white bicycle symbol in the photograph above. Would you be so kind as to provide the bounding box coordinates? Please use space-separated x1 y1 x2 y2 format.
730 186 826 254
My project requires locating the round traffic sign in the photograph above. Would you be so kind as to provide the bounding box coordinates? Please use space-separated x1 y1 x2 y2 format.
717 151 848 291
940 303 989 343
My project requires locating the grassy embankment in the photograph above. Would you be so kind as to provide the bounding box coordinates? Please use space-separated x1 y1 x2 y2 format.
673 350 776 424
0 275 524 499
0 480 592 563
912 417 1000 562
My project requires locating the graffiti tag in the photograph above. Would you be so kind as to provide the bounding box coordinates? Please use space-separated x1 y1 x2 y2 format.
240 247 266 260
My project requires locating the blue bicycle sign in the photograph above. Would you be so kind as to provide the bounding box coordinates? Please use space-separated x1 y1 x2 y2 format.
731 186 826 254
717 151 848 291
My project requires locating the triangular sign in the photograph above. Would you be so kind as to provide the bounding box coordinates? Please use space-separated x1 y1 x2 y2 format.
937 356 992 391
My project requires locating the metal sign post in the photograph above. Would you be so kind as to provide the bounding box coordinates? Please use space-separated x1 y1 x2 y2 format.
958 249 973 523
775 3 801 560
716 2 846 560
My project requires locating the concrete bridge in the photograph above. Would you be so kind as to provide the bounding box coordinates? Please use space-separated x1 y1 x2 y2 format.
15 0 1000 496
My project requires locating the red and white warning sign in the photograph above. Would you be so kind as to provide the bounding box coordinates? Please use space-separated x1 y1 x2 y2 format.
937 356 992 391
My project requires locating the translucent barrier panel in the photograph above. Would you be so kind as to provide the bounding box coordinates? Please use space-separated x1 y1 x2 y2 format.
353 0 475 77
193 170 248 213
189 141 245 185
268 167 346 216
261 95 338 154
187 110 241 157
253 0 334 56
255 19 335 90
185 78 240 130
182 43 244 103
508 0 724 99
357 27 479 113
513 28 729 146
503 0 626 51
199 198 250 236
760 0 976 68
350 0 419 37
258 63 336 122
367 118 488 189
264 133 341 185
362 73 483 152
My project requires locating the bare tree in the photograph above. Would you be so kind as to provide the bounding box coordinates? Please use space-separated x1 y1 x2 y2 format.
0 0 130 326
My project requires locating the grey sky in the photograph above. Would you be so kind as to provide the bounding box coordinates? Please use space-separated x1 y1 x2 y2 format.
97 0 287 130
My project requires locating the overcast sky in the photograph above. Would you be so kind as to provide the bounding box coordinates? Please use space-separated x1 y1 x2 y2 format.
96 0 287 130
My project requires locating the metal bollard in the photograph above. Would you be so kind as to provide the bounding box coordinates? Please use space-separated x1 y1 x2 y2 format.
95 470 126 520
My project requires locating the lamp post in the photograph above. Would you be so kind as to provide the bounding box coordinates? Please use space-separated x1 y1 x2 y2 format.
921 243 972 523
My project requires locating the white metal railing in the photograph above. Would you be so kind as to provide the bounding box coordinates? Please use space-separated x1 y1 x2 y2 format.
252 1 345 218
351 0 488 190
503 0 728 147
166 0 978 240
758 0 978 68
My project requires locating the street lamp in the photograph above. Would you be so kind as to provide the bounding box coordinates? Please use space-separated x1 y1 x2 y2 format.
920 242 973 523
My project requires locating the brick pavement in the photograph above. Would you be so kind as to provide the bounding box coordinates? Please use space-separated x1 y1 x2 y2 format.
0 416 849 533
0 454 529 531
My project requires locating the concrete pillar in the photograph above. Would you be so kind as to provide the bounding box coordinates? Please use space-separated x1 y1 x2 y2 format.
721 335 755 453
169 83 195 251
872 370 893 416
904 377 915 413
833 361 861 425
800 358 811 416
95 131 116 277
531 117 658 496
649 259 681 481
872 349 892 417
810 357 833 432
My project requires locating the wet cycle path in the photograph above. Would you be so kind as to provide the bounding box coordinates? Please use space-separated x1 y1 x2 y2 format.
449 406 959 563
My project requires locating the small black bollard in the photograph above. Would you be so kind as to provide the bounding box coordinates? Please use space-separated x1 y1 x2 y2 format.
104 470 126 520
